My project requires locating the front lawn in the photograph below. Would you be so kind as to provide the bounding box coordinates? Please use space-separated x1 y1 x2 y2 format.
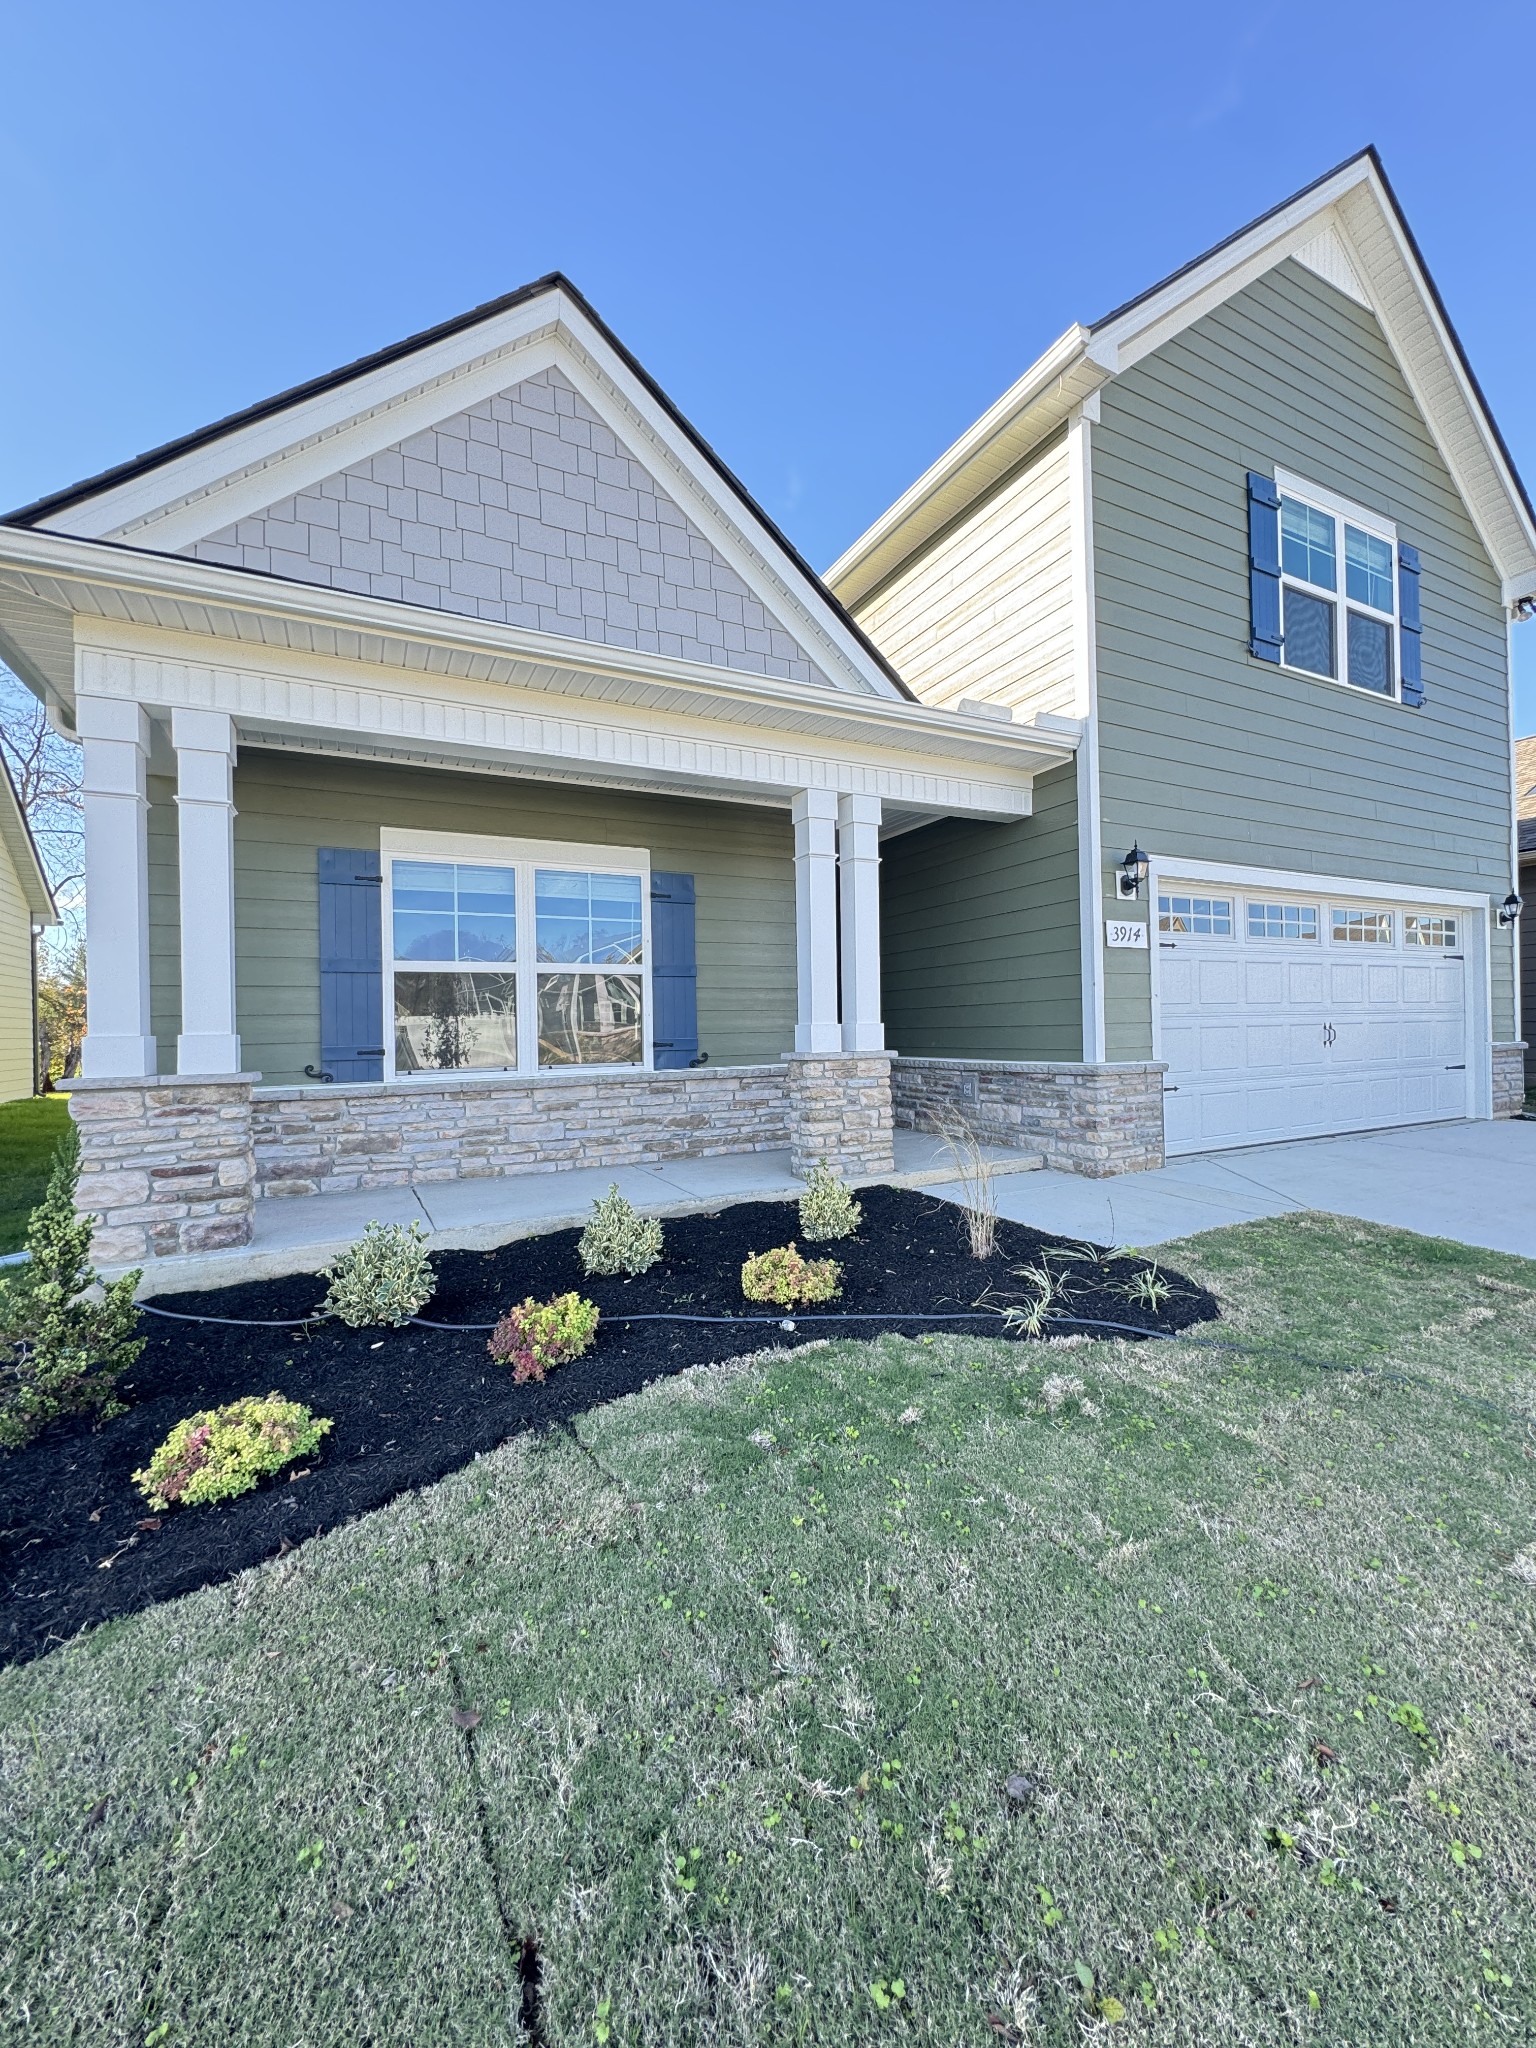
0 1093 69 1253
3 1212 1534 2044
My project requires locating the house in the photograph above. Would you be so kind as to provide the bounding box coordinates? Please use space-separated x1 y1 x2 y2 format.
830 148 1532 1158
1522 736 1536 1095
0 146 1527 1269
0 753 55 1101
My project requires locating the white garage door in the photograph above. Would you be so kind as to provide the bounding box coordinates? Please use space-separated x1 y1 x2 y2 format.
1156 881 1471 1153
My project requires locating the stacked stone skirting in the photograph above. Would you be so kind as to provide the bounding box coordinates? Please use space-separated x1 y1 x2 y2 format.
783 1053 895 1178
1493 1043 1527 1118
70 1075 258 1266
252 1065 793 1199
892 1056 1166 1177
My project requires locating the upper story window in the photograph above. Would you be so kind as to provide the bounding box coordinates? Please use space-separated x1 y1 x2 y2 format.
1247 469 1424 708
1279 478 1397 697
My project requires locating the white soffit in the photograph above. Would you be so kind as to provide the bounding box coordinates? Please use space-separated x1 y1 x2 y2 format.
1291 223 1371 307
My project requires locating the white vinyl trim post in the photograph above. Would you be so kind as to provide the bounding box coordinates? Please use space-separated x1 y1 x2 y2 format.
1067 404 1107 1061
78 696 156 1078
172 707 242 1074
792 789 841 1054
837 793 884 1052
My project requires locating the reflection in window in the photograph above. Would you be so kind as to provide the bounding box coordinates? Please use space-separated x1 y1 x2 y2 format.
535 869 644 964
1405 914 1457 948
392 861 518 963
538 972 643 1067
1247 902 1318 941
1347 611 1394 695
1158 893 1233 936
1331 909 1393 944
393 971 518 1072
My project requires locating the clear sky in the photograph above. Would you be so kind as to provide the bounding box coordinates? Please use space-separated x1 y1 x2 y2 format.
4 1 1532 722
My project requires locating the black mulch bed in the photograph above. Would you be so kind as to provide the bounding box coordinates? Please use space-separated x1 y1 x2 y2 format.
2 1185 1217 1667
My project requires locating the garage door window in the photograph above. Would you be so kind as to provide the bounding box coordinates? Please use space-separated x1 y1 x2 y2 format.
1247 902 1318 940
1331 908 1393 944
1158 893 1232 936
1405 914 1458 947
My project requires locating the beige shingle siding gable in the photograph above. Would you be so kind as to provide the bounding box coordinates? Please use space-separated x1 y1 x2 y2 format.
1515 735 1536 821
0 832 35 1099
186 366 834 688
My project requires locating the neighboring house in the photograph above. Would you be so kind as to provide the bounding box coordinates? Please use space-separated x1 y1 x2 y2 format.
0 753 56 1101
1518 734 1536 1090
0 146 1528 1270
830 148 1533 1159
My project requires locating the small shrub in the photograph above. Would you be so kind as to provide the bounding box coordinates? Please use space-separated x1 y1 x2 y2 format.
578 1185 663 1276
741 1243 841 1307
134 1392 333 1510
1122 1262 1172 1310
0 1124 143 1451
797 1161 862 1243
489 1293 600 1383
320 1220 435 1327
927 1108 998 1259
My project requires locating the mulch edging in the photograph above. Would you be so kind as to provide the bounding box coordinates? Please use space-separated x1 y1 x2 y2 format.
1 1185 1217 1667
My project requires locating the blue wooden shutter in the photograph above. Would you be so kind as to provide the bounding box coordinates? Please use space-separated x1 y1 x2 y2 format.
1247 471 1283 663
650 871 698 1069
1398 543 1425 706
318 848 385 1082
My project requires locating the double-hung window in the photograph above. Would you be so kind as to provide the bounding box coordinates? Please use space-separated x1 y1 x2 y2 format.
1277 473 1399 698
385 835 649 1077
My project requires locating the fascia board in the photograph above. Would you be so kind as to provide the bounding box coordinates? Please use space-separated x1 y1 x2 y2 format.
0 527 1074 777
825 326 1100 607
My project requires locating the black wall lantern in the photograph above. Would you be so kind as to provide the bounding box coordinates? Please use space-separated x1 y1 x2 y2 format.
1117 845 1150 900
1498 890 1523 928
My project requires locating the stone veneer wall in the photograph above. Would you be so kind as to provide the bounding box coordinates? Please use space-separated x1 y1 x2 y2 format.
1493 1043 1527 1118
891 1056 1166 1177
783 1053 895 1179
70 1075 258 1265
252 1065 792 1198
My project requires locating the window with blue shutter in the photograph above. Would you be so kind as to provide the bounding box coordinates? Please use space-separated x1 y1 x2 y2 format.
649 871 699 1069
317 848 385 1081
1247 472 1283 663
1398 543 1424 706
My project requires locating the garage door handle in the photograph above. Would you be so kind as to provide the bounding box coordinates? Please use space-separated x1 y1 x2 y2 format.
1445 1064 1466 1071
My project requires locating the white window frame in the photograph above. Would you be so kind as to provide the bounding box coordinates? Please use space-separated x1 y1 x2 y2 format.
379 828 653 1081
1273 468 1402 704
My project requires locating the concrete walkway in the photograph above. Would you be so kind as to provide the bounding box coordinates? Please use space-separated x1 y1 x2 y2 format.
961 1118 1536 1260
128 1130 1043 1295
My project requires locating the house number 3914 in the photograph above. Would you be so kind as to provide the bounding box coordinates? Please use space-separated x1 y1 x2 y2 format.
1104 920 1149 949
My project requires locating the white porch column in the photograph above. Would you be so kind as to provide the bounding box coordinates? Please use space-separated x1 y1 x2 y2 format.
172 707 242 1075
791 788 841 1053
79 697 156 1078
837 793 884 1053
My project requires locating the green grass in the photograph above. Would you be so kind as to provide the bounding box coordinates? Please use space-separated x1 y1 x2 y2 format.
0 1094 69 1253
3 1212 1536 2045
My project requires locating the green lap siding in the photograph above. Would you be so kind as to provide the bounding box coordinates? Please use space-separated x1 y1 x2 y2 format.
879 760 1081 1060
1092 257 1516 1059
147 750 795 1084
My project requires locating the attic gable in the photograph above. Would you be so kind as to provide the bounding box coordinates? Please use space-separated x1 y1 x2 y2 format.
186 365 834 687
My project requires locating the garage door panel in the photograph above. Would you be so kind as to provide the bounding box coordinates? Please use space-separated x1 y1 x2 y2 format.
1158 879 1471 1154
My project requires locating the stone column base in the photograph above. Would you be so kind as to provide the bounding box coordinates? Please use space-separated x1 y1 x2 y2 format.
69 1073 259 1267
785 1052 895 1179
1493 1043 1527 1119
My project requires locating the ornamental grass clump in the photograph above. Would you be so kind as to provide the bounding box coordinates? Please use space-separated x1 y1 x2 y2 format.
0 1124 144 1451
320 1220 435 1327
134 1393 333 1510
489 1293 600 1383
741 1243 842 1308
578 1185 664 1276
797 1161 862 1243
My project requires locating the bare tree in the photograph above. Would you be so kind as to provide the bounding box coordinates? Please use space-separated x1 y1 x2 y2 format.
0 663 83 955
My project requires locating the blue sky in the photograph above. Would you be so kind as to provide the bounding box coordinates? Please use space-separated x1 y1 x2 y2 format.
4 0 1533 721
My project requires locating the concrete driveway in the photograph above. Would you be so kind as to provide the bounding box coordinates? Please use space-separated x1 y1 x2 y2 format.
967 1118 1536 1259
